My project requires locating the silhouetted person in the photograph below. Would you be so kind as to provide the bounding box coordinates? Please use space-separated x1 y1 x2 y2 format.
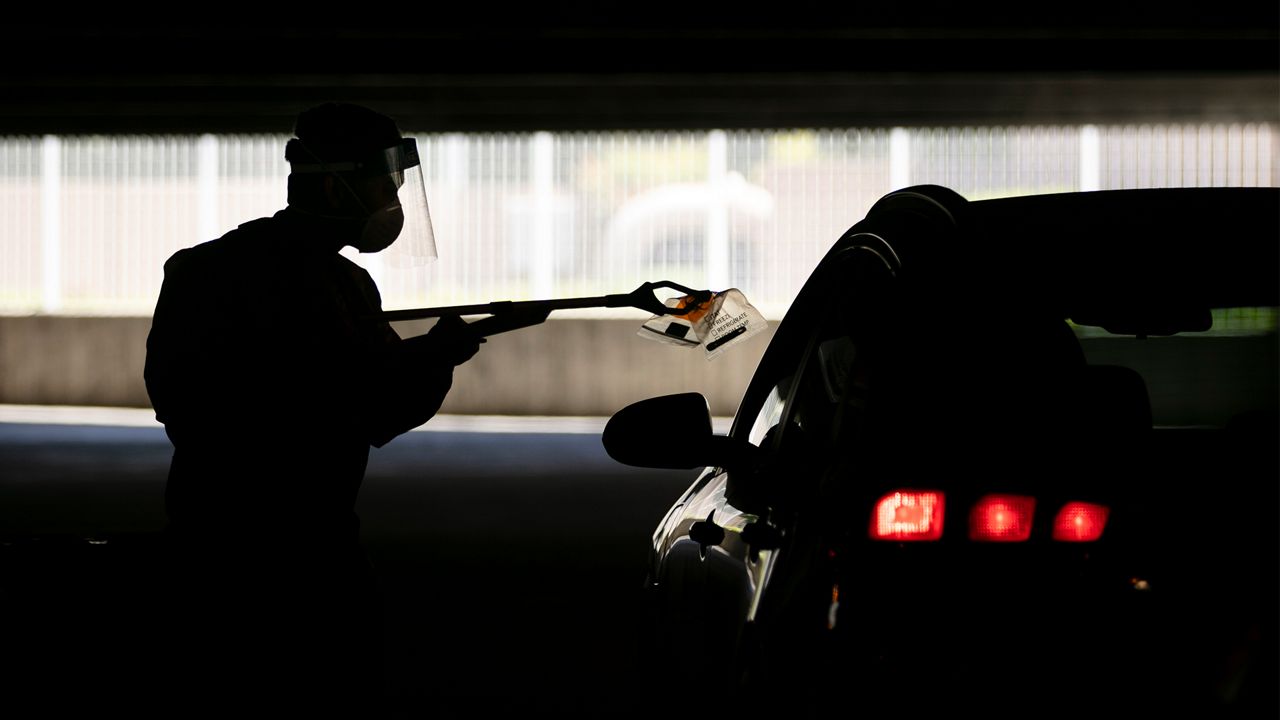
144 103 479 716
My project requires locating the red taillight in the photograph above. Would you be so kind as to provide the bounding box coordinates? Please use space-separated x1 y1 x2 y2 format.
870 491 945 541
969 494 1036 542
1053 502 1110 542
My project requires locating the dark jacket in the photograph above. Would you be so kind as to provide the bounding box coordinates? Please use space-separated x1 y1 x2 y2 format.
145 208 453 544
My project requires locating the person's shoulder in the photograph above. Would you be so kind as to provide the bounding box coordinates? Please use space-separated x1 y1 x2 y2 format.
163 240 221 278
164 215 278 272
163 243 210 276
219 214 283 251
334 254 384 305
333 252 376 281
334 252 367 273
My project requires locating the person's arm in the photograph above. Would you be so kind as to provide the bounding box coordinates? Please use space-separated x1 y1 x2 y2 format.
351 272 482 448
145 248 223 446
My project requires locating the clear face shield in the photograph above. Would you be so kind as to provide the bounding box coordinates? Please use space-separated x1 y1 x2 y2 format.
288 137 437 266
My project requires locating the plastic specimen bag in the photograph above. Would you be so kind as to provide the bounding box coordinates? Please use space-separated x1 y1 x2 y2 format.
637 288 768 360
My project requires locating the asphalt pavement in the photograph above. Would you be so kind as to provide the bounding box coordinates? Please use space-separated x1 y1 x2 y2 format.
0 408 701 718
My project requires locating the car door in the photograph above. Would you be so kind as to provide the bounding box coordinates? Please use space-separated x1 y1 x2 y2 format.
645 239 900 691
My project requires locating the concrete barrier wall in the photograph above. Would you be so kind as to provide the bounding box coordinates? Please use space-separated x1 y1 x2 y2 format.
0 317 154 408
0 316 773 417
6 316 1270 425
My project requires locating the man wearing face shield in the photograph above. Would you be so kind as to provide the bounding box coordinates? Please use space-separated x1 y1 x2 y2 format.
144 103 479 714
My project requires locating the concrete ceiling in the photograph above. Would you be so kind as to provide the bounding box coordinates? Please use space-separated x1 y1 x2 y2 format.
3 3 1276 133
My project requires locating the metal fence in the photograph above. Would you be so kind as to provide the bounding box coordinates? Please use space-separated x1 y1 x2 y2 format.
1 124 1275 318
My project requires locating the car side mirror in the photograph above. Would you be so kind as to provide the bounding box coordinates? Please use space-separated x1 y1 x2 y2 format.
602 392 761 473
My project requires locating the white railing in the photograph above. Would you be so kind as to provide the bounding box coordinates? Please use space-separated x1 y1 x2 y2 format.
1 124 1275 318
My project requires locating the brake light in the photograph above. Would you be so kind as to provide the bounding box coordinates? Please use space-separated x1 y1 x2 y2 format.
870 491 945 541
969 494 1036 542
1053 502 1110 542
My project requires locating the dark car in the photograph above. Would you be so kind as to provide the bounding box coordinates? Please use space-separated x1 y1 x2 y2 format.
604 185 1278 716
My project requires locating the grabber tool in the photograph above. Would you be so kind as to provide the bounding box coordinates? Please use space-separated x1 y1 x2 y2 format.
371 281 714 337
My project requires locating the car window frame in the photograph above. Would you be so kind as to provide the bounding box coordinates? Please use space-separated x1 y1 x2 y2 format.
731 238 901 459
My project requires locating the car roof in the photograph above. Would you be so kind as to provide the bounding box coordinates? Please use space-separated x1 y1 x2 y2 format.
860 187 1279 335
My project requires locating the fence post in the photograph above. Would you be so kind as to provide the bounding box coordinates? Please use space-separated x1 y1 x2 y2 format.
532 132 555 299
197 134 219 244
40 135 61 314
1080 125 1101 191
706 129 730 291
889 127 911 191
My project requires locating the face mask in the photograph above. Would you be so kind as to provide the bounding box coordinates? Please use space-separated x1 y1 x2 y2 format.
352 202 405 253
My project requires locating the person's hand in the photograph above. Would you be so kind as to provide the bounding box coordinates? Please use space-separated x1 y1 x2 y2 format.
425 315 484 366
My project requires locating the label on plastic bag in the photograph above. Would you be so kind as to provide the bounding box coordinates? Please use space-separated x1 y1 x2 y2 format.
637 288 768 359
